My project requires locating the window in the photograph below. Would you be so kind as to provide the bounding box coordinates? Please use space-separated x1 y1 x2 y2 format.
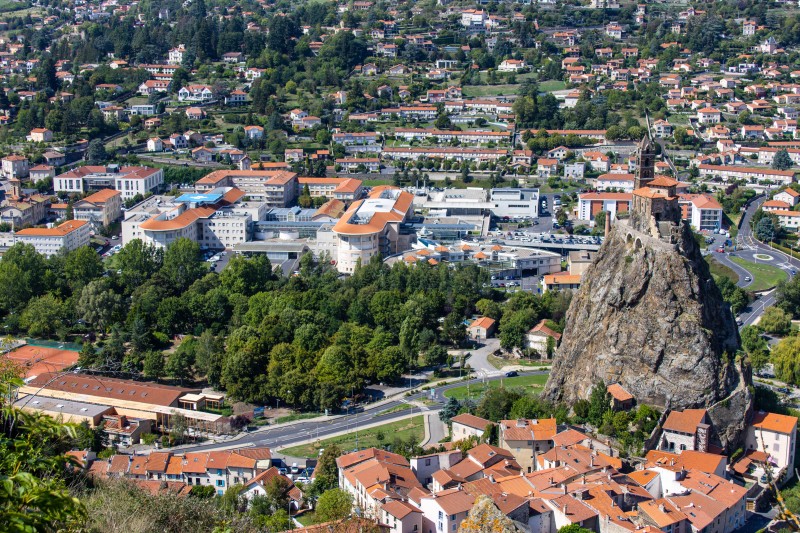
216 480 225 487
774 442 781 452
425 459 431 466
450 516 455 521
438 512 443 520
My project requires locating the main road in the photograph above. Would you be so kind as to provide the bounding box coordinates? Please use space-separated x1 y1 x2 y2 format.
171 371 547 454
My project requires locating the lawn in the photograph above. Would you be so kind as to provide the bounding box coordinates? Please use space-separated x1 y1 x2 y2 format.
295 512 317 526
488 354 551 369
462 85 520 98
279 415 424 458
538 80 567 92
706 256 739 284
729 256 787 292
274 412 322 424
444 374 548 401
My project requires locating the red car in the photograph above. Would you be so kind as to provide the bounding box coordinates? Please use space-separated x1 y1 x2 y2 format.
715 247 724 253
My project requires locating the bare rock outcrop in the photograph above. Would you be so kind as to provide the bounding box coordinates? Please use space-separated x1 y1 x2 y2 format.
543 221 752 451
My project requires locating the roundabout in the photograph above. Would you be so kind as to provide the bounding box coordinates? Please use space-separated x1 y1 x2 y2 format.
753 254 774 261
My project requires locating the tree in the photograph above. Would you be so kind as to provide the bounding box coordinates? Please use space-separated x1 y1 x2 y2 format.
777 275 800 318
740 326 769 372
755 217 776 242
161 238 205 293
459 495 515 533
86 139 108 164
116 239 163 292
440 397 461 424
76 279 123 333
773 149 793 171
556 209 568 227
772 336 800 385
64 246 103 291
166 337 196 384
475 388 522 422
593 210 606 233
759 307 792 336
20 294 66 338
143 350 165 381
557 525 594 533
315 489 353 523
587 382 611 427
311 445 341 497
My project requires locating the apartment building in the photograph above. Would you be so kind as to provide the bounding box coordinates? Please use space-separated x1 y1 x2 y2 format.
498 418 558 473
14 219 91 257
54 165 164 200
73 189 122 226
195 169 298 207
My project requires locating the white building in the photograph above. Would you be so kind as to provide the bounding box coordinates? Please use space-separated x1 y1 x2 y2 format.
658 409 711 454
745 411 798 481
54 165 164 201
331 187 414 274
2 155 29 179
15 219 91 257
490 188 539 219
577 192 631 221
687 195 723 231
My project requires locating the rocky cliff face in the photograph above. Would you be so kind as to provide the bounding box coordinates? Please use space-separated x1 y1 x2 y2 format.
543 222 752 451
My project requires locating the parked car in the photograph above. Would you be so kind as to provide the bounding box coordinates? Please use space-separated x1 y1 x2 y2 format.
505 371 518 377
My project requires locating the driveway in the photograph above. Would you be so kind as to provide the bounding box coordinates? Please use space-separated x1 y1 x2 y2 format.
462 338 503 376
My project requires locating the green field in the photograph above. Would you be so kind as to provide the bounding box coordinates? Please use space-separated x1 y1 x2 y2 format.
462 84 520 98
538 80 567 92
444 374 548 400
706 256 739 284
730 256 787 292
279 415 424 458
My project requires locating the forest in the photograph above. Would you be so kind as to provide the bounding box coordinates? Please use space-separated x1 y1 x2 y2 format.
0 238 571 410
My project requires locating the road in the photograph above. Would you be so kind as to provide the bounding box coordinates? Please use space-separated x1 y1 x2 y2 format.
463 338 503 376
718 196 799 327
170 371 546 454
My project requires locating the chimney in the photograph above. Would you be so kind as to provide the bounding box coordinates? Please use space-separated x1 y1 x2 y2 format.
604 210 611 237
590 456 594 468
659 504 666 513
563 484 568 495
489 474 495 483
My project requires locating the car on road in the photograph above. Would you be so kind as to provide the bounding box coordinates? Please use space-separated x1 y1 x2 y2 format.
744 276 752 282
505 371 518 377
715 247 724 253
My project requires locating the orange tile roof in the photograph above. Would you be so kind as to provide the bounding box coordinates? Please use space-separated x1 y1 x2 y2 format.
529 319 561 340
82 188 121 203
662 409 707 434
16 219 87 237
607 383 633 402
426 488 475 515
139 206 216 231
751 411 798 434
331 188 413 236
501 418 558 442
543 274 582 285
469 317 495 330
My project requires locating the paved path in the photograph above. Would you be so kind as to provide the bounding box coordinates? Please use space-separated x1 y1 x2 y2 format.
463 338 503 376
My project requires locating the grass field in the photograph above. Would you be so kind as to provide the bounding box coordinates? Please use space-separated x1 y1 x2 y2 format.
730 256 787 292
279 415 424 458
488 354 551 369
538 80 567 92
295 512 317 526
462 84 520 98
274 412 322 424
706 256 739 284
444 374 548 400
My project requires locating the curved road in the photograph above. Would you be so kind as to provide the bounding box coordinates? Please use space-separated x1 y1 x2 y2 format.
172 371 547 454
717 196 799 327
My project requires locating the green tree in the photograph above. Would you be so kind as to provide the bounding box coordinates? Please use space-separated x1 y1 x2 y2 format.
777 275 800 318
315 489 353 523
440 397 461 424
86 139 108 164
759 307 792 336
773 149 793 171
310 445 341 497
741 325 769 372
755 217 776 242
76 279 124 333
772 336 800 385
166 336 197 384
64 246 103 291
557 525 594 533
142 350 165 381
161 238 205 293
587 382 611 426
19 294 66 337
